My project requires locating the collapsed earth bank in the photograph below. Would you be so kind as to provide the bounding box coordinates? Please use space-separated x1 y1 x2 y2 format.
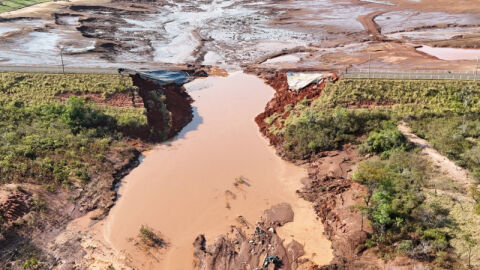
250 71 425 269
0 68 200 269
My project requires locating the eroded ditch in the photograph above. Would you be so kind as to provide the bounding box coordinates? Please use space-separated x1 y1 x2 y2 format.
103 72 333 269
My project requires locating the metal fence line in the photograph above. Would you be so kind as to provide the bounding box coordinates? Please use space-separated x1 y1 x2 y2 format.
0 65 119 74
341 69 479 80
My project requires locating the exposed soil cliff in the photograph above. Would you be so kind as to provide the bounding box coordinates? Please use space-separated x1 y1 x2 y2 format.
130 74 194 140
254 72 338 145
298 146 383 269
0 71 196 269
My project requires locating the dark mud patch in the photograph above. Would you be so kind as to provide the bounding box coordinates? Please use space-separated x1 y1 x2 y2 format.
0 187 32 226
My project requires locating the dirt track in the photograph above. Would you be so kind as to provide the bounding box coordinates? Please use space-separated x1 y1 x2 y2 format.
398 122 474 191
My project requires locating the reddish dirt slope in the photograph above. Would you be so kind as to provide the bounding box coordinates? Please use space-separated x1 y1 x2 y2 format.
130 74 194 139
255 72 338 145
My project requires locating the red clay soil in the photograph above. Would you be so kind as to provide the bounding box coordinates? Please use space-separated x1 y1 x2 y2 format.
130 74 194 139
298 146 381 269
255 72 338 145
0 188 32 226
298 146 427 269
56 91 144 107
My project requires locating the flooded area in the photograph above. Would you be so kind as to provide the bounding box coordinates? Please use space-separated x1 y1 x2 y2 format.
418 45 480 60
104 72 332 269
375 11 479 34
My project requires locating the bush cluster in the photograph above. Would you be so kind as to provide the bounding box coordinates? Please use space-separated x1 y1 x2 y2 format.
354 152 453 262
284 108 388 159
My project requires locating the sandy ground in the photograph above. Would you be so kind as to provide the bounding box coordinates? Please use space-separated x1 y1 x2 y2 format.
398 122 474 191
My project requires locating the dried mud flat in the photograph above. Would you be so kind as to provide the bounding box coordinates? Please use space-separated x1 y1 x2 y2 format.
0 0 479 70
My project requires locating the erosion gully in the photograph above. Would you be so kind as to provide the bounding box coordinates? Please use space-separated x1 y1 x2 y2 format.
103 72 332 269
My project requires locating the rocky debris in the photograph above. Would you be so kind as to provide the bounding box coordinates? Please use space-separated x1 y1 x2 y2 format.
193 203 307 270
298 146 387 269
262 203 294 227
0 187 32 225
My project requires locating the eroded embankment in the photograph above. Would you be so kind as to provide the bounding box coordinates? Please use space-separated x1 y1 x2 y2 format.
104 72 333 270
130 73 194 139
254 72 338 145
253 72 436 269
252 72 381 269
0 71 196 269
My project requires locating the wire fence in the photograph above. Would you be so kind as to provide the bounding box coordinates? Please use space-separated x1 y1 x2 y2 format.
341 69 479 80
0 65 119 74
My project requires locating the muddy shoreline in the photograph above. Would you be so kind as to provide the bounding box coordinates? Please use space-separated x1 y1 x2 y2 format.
0 71 198 269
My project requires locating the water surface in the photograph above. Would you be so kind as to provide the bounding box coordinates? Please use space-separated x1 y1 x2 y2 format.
104 72 332 269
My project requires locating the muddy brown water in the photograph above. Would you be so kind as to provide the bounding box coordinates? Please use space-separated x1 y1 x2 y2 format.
417 45 480 60
104 72 332 269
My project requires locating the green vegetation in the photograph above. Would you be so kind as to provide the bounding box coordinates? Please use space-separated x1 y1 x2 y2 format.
139 225 165 248
284 107 388 159
359 122 412 159
266 78 480 268
272 80 479 159
0 0 48 13
23 257 39 269
410 114 480 179
313 79 480 117
0 73 135 105
0 72 147 187
354 152 454 262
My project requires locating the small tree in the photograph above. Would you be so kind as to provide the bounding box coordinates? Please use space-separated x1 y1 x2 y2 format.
462 233 477 269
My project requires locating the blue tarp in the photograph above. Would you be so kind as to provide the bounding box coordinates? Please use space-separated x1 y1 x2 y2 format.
139 70 193 86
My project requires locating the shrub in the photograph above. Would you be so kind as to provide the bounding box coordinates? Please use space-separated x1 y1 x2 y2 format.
62 97 116 134
139 225 165 248
284 108 388 159
23 258 39 269
359 121 411 159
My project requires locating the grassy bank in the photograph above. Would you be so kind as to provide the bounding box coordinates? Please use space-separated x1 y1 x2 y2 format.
0 72 147 187
0 0 49 13
265 78 480 268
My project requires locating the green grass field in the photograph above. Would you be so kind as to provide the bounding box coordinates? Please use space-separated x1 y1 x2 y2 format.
0 0 49 13
0 72 147 188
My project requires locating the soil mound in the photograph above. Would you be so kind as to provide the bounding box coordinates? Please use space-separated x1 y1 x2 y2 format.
193 203 307 270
